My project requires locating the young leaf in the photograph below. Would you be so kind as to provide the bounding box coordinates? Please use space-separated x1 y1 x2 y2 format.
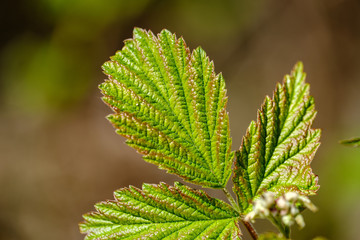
340 137 360 147
80 182 241 240
100 28 233 188
233 62 320 212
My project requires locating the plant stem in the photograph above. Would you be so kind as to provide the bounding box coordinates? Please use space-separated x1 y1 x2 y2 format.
242 220 258 240
222 188 258 240
268 214 290 239
284 226 290 239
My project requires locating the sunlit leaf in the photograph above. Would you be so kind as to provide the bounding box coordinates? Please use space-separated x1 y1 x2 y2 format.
100 28 233 188
80 182 241 239
233 62 320 212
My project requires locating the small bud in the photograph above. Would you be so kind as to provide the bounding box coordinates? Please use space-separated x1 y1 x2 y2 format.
244 211 256 222
295 214 305 228
290 205 299 215
285 192 298 201
276 196 288 210
263 191 275 206
245 191 317 231
282 215 294 226
299 196 318 212
254 203 270 217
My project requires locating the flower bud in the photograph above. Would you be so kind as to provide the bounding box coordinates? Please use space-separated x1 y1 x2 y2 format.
295 214 305 228
282 215 294 226
285 192 298 201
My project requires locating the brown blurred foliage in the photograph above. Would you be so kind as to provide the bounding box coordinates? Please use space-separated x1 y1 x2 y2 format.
1 0 360 239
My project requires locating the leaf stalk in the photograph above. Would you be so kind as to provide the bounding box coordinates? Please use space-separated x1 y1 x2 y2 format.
222 188 240 213
268 214 290 239
222 188 258 240
242 221 259 240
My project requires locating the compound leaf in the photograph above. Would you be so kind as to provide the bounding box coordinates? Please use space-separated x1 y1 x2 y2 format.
233 62 320 212
340 137 360 147
100 28 233 188
80 182 241 240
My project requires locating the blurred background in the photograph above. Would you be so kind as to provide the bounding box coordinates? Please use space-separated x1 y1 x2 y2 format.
1 0 360 239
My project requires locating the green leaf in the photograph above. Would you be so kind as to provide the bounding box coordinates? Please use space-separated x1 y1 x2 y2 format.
340 137 360 147
80 182 241 239
233 62 320 212
100 28 233 188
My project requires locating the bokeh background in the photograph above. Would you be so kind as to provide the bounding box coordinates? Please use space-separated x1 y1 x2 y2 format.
1 0 360 239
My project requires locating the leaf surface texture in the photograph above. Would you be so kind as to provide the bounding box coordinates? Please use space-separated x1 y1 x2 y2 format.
100 28 233 188
233 62 320 212
80 182 241 240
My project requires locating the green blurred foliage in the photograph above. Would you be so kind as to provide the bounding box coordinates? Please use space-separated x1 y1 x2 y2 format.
1 0 262 115
36 0 149 23
2 35 88 113
1 0 151 114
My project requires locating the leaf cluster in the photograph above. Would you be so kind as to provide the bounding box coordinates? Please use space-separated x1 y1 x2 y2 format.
80 28 320 239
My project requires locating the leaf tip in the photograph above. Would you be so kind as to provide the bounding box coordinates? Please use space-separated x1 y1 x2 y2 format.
291 61 306 83
133 27 153 41
296 61 303 67
159 28 173 37
133 26 145 35
294 61 304 72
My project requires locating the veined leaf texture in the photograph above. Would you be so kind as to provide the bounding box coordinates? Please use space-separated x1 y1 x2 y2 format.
100 28 233 188
80 182 241 240
233 62 320 212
